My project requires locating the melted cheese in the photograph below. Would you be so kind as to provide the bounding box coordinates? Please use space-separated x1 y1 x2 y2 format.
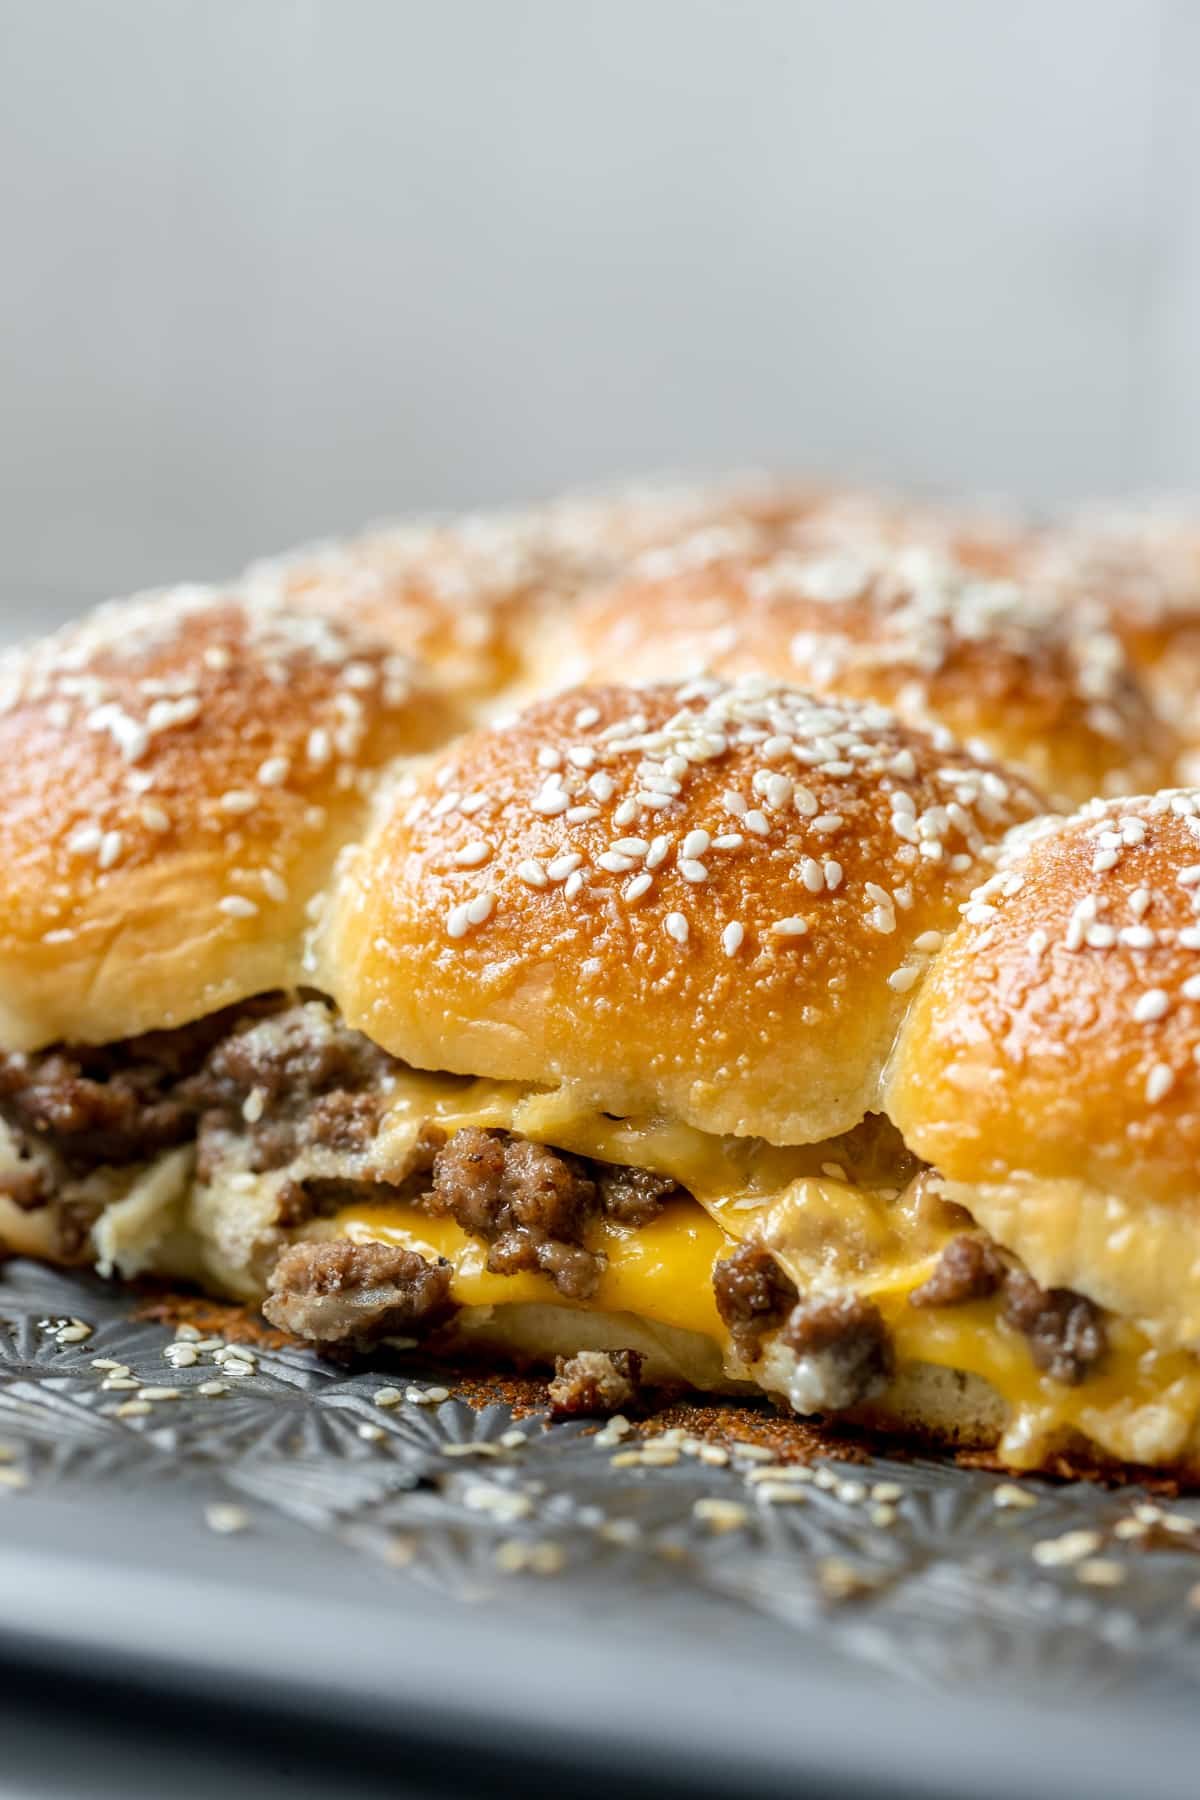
349 1070 1200 1468
338 1197 727 1343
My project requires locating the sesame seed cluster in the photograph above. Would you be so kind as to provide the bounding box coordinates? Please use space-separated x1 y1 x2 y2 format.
564 539 1173 808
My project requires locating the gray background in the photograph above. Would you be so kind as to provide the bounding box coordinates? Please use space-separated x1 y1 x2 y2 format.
2 0 1198 625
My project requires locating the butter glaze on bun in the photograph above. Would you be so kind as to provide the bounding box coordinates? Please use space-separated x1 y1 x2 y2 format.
0 586 453 1049
327 678 1044 1145
554 546 1176 807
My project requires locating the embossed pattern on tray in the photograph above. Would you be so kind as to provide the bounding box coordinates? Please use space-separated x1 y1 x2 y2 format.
4 1256 1200 1697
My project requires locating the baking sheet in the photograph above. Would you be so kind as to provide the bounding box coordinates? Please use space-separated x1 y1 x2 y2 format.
3 1255 1200 1798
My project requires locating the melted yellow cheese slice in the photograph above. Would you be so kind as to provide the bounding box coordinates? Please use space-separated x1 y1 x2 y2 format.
346 1070 1200 1468
339 1196 726 1342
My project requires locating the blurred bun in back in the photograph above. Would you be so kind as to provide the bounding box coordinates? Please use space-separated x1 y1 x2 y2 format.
548 544 1175 807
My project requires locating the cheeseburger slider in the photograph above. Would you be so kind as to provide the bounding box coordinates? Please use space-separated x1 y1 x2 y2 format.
3 555 1199 1478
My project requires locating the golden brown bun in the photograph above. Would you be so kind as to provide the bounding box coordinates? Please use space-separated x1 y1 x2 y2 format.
326 678 1044 1145
551 546 1175 807
888 791 1200 1345
1018 510 1200 745
0 587 454 1050
240 476 816 704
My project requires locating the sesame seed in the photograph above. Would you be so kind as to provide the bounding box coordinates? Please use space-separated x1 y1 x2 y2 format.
693 1498 749 1532
722 921 744 956
599 851 635 873
256 756 290 787
645 836 671 869
772 917 808 938
679 859 708 882
218 896 258 919
664 912 689 944
625 873 652 901
1133 989 1170 1023
1076 1559 1126 1588
1146 1062 1175 1103
242 1087 266 1124
613 798 639 827
139 802 170 834
743 809 770 837
98 830 124 870
564 870 585 899
453 840 491 867
1032 1530 1103 1567
531 782 569 816
219 790 257 814
205 1504 251 1535
517 858 548 888
681 830 710 858
887 964 921 993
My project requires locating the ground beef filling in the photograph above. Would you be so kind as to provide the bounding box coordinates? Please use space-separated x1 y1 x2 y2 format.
262 1240 456 1346
0 1001 1112 1389
908 1233 1006 1308
548 1349 644 1417
427 1126 679 1300
908 1234 1108 1384
1000 1269 1108 1385
781 1293 893 1412
713 1242 800 1360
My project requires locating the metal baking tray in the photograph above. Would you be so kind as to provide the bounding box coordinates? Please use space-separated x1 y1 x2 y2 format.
2 1254 1200 1799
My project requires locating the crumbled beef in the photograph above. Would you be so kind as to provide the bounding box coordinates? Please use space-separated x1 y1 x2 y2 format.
0 1000 277 1180
429 1128 602 1298
307 1091 386 1152
548 1348 644 1417
181 1002 401 1173
183 1005 395 1113
1001 1268 1107 1385
0 998 693 1296
262 1239 456 1346
0 1163 48 1210
780 1294 892 1413
713 1241 799 1360
0 1050 194 1171
908 1234 1006 1308
595 1165 678 1226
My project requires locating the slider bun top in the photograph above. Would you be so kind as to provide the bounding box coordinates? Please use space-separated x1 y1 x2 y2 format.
555 546 1176 807
328 678 1044 1146
890 791 1200 1211
0 586 452 1051
1020 510 1200 738
239 477 820 703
